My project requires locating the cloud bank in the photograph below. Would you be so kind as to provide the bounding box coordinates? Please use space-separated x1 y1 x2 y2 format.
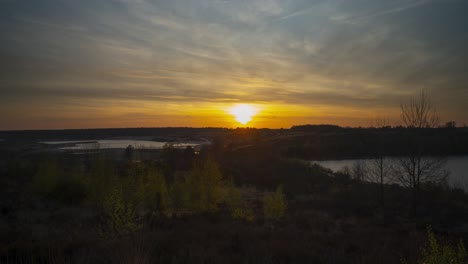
1 0 467 129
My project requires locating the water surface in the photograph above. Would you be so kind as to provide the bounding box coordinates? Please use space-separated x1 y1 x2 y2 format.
41 139 202 150
312 156 468 190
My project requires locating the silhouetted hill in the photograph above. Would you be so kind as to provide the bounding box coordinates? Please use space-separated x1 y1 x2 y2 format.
1 126 468 159
290 124 343 132
0 127 228 142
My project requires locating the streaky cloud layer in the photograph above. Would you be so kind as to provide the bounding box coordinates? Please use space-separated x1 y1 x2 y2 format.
0 0 467 129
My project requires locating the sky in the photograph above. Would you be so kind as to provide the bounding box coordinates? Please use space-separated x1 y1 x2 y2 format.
1 0 467 130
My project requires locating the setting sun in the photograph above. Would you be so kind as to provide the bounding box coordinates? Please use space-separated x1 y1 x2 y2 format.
229 104 258 125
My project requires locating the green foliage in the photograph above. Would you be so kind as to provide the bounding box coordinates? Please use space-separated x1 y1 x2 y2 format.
111 162 170 214
224 182 255 221
418 226 466 264
169 159 225 214
148 173 169 212
49 172 87 205
169 171 193 213
190 159 224 212
121 162 146 206
86 156 116 204
263 185 287 220
140 165 170 213
100 186 140 240
32 159 60 195
230 204 256 222
32 159 86 205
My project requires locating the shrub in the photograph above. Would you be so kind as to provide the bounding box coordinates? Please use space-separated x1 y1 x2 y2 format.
231 206 255 222
100 186 140 240
32 159 60 195
169 171 192 214
418 226 466 264
191 159 224 212
169 160 225 214
30 159 87 205
263 185 287 220
142 166 170 213
225 183 255 221
49 172 87 205
120 162 146 207
86 157 115 204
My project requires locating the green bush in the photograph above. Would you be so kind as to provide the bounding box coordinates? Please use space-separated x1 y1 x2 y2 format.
119 162 171 214
224 183 255 221
142 166 170 213
191 159 224 212
263 185 287 220
49 172 87 205
169 160 225 214
32 159 60 195
418 226 466 264
31 159 88 205
86 157 116 204
100 186 140 240
169 171 193 214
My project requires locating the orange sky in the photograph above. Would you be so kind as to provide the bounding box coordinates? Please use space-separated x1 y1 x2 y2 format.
1 100 405 130
1 0 467 130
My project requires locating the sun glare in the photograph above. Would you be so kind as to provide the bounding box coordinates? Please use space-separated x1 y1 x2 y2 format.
229 104 258 125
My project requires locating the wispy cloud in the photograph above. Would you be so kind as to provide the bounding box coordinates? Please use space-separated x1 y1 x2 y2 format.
0 0 467 128
330 0 433 24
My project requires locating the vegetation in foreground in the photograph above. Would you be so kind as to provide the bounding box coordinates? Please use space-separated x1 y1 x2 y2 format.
0 91 467 263
1 141 468 263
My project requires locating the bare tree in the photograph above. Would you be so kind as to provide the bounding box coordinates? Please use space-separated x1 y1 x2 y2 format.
396 90 448 214
366 116 393 209
400 90 439 128
351 160 368 181
367 157 393 208
394 156 448 188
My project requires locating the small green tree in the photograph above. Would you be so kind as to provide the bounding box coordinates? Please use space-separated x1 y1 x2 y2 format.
99 186 140 240
113 163 170 215
86 156 115 204
169 160 225 214
192 159 224 212
418 226 466 264
169 172 192 214
32 159 60 195
224 182 255 221
143 166 170 213
49 171 87 205
263 185 287 220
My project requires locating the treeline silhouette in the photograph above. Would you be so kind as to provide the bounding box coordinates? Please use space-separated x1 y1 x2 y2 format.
284 125 468 159
0 127 228 142
1 132 468 263
2 125 467 159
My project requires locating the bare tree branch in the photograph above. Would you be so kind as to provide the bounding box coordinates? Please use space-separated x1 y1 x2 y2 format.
400 90 439 128
396 90 447 214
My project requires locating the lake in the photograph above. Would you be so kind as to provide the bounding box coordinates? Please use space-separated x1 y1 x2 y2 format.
41 139 204 150
312 156 468 190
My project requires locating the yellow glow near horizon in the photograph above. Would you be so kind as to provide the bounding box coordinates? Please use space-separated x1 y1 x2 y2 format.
229 104 258 125
4 99 399 130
